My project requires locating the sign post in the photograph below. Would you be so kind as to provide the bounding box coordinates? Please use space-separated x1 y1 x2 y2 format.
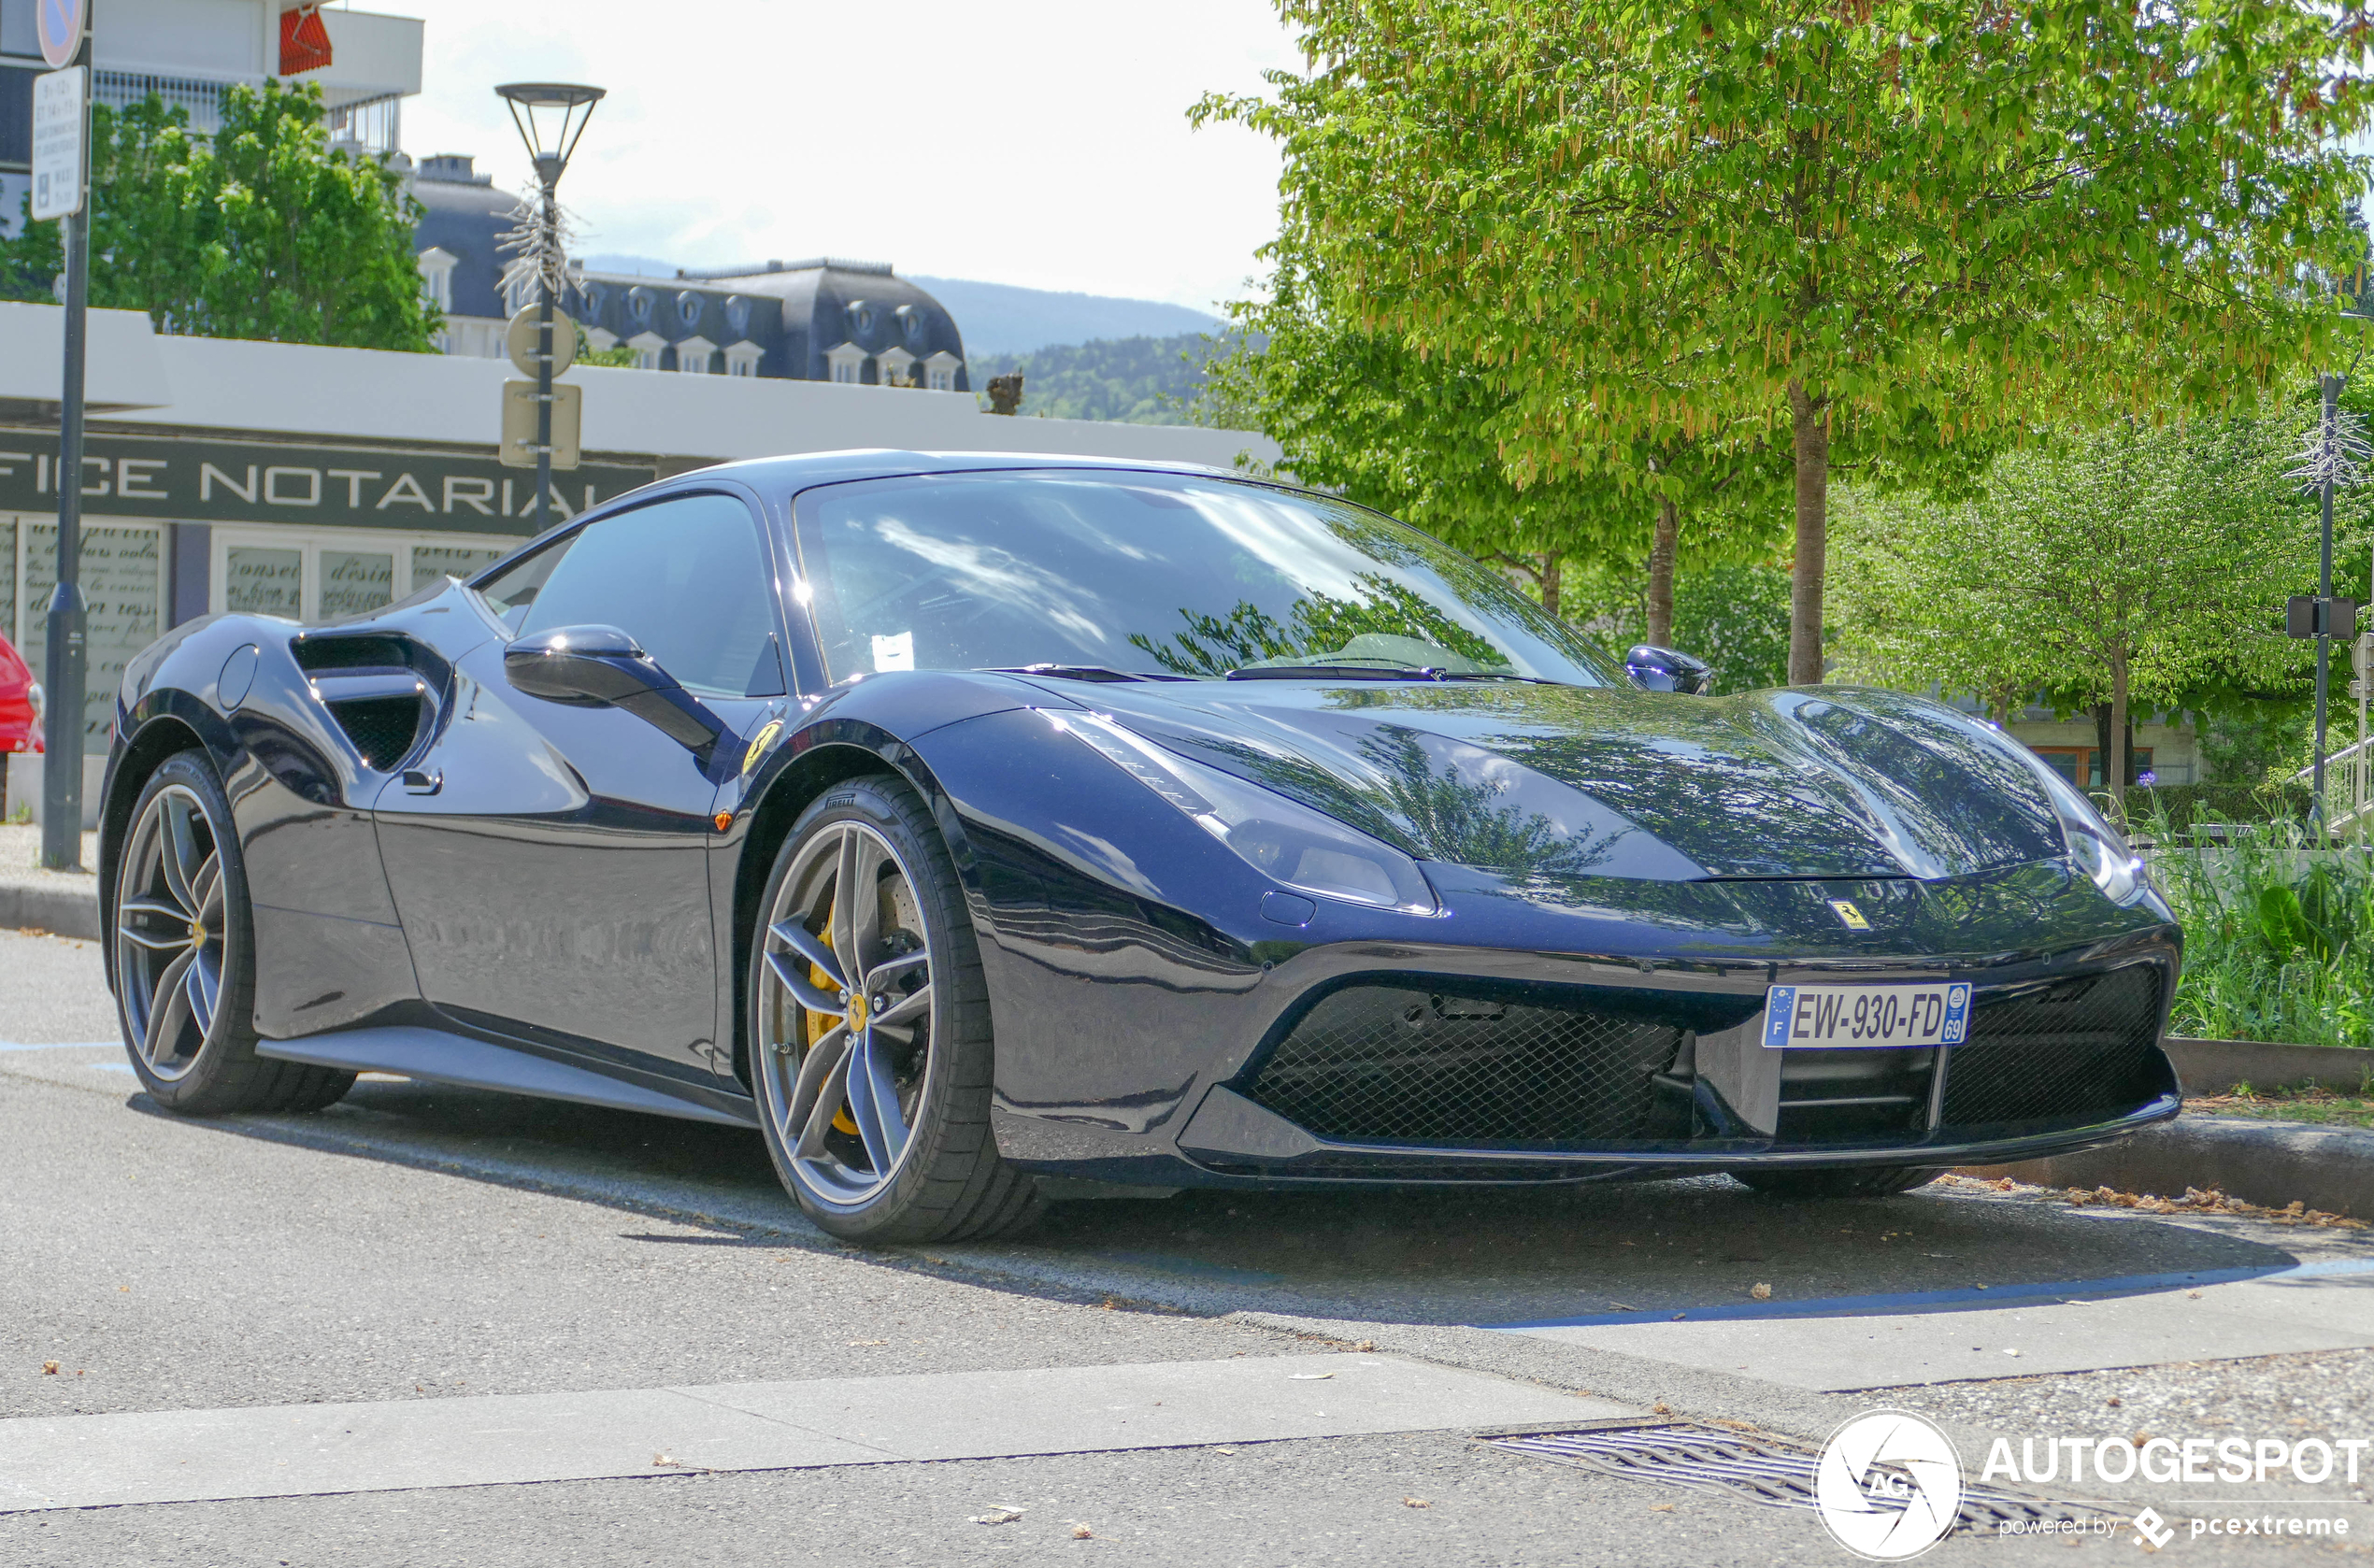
36 0 91 870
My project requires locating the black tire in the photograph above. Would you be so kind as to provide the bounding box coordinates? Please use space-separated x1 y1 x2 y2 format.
1730 1165 1942 1200
109 750 354 1116
746 773 1038 1243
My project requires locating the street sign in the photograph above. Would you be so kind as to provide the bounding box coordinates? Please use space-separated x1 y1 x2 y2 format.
505 306 578 378
31 67 85 222
36 0 85 69
499 380 580 471
2288 594 2361 640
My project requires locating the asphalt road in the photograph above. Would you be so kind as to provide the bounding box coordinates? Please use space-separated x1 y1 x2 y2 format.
3 930 2368 1565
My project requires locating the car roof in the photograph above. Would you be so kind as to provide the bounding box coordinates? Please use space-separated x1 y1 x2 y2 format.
679 449 1242 494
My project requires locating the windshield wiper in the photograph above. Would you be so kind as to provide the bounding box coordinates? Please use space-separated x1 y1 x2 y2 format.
1224 664 1574 686
986 663 1192 684
1225 663 1446 681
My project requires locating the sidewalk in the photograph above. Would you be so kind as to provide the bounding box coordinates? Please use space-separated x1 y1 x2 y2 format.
0 825 101 942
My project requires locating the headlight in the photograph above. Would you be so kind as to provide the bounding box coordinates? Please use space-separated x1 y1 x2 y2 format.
2033 765 2147 905
1043 708 1437 913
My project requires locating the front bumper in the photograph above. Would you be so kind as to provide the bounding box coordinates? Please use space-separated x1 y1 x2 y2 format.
1167 938 2182 1184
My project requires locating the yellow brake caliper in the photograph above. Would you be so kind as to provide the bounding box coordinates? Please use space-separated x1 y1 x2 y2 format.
804 898 859 1136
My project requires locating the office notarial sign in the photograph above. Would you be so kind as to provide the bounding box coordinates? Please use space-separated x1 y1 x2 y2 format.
0 432 656 534
31 66 86 221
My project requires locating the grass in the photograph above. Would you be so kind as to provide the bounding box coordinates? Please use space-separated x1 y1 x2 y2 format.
2184 1080 2374 1131
2138 802 2374 1051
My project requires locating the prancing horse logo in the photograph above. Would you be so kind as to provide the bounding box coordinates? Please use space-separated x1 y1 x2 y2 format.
1828 899 1870 930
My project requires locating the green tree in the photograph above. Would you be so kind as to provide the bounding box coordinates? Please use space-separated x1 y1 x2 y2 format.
1205 254 1790 622
1829 415 2322 810
1 80 436 350
1204 0 2374 686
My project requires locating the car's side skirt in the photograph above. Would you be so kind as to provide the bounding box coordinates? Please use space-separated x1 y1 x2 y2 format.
255 1026 762 1129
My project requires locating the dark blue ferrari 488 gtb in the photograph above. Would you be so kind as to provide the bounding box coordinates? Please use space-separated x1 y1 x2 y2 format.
97 453 2180 1240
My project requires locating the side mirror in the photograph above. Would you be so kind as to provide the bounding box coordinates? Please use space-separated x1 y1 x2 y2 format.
505 624 727 754
1624 644 1713 695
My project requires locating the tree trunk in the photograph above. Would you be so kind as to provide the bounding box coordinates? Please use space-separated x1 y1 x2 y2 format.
1786 381 1829 685
1539 553 1561 619
2108 658 2132 823
1647 497 1679 647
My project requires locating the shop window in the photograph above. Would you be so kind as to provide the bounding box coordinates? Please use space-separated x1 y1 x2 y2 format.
224 547 303 616
319 550 395 620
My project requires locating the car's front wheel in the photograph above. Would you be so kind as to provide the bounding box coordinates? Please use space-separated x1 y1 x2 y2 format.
112 750 354 1115
748 774 1038 1243
1730 1166 1942 1199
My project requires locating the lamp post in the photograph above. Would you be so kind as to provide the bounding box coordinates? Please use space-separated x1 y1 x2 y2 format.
494 82 603 530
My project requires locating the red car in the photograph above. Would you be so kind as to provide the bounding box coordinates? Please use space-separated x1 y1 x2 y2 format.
0 632 42 815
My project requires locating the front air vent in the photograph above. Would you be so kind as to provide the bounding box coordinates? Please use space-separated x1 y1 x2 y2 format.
307 666 428 771
293 630 447 774
325 691 425 770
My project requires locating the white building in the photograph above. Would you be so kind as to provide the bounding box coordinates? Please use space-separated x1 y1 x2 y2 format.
0 0 424 231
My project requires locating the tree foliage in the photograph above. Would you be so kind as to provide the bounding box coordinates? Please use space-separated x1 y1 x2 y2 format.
1205 251 1792 620
0 80 437 350
1828 413 2331 804
1204 0 2374 684
963 333 1231 424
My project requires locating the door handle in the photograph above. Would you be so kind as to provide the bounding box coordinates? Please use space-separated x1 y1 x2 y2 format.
402 768 443 796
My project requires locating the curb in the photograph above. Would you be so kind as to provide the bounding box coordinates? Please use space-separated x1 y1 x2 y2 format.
1960 1114 2374 1219
2167 1035 2372 1095
0 877 99 941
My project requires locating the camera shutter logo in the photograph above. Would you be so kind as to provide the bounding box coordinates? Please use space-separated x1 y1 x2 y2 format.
1816 1410 1963 1561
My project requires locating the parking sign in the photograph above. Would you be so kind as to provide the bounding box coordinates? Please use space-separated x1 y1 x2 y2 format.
31 67 85 222
36 0 85 69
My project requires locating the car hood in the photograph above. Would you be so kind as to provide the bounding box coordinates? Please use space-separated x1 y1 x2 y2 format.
1062 679 2066 882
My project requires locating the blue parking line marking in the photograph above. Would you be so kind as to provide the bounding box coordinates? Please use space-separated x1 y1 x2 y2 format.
0 1040 120 1051
86 1063 133 1074
1488 1256 2374 1331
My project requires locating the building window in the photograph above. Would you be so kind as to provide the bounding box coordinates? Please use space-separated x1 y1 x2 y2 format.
675 335 716 374
922 351 960 392
877 346 916 388
626 332 667 371
723 340 763 378
825 342 869 384
415 247 456 313
2034 746 2157 789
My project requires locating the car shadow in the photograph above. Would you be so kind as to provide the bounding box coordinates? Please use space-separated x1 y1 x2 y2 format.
124 1076 2329 1331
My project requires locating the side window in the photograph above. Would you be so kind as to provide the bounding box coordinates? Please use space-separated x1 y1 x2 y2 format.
516 492 779 697
474 536 576 634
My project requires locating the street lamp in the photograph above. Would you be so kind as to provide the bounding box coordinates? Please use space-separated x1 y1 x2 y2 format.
494 82 603 531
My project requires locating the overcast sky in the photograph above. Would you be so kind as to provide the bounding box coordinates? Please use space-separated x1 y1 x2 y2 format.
387 0 1300 311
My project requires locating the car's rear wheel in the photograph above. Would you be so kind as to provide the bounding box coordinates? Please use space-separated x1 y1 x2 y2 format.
748 774 1038 1243
112 750 354 1115
1730 1165 1942 1199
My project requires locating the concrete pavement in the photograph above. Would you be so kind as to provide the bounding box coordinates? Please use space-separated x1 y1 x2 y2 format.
4 930 2372 1563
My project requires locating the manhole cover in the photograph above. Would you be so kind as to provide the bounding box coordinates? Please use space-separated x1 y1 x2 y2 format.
1480 1420 2118 1533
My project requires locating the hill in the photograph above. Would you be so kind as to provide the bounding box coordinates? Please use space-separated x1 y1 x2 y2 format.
964 334 1237 425
908 278 1221 355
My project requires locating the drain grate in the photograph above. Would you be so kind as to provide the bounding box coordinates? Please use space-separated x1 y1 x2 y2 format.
1479 1421 2116 1534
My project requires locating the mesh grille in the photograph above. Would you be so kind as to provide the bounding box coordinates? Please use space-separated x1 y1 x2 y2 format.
1941 963 2163 1130
327 696 423 772
1239 984 1679 1147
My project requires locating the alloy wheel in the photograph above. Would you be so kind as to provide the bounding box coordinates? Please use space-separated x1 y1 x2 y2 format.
755 820 936 1206
115 784 228 1082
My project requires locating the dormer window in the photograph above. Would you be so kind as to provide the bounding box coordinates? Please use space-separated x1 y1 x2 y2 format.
825 341 869 384
895 303 927 345
723 340 763 378
922 350 961 392
674 335 717 373
845 300 875 337
676 291 705 330
877 346 917 388
416 247 456 312
725 295 752 335
626 286 655 325
626 331 667 371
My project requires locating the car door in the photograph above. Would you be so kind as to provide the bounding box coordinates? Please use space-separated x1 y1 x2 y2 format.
373 488 791 1086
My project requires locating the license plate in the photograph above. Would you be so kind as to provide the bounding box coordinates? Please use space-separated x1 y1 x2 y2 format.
1762 982 1972 1049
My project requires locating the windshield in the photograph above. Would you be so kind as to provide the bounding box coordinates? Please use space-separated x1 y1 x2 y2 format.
790 470 1623 686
